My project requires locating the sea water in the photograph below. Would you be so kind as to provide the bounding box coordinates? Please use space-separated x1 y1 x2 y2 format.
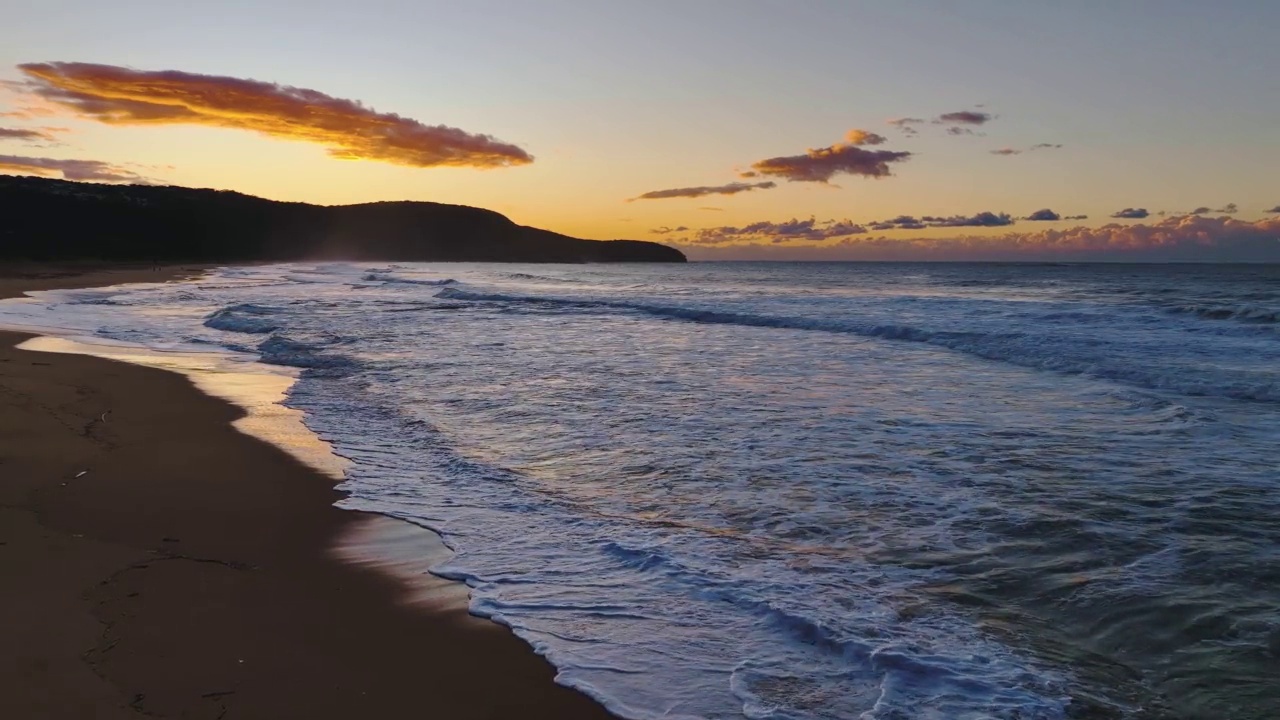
2 262 1277 719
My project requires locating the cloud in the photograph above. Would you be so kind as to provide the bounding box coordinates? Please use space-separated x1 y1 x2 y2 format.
878 215 926 230
747 129 911 183
919 211 1014 227
678 211 1025 245
631 181 776 201
936 110 994 125
0 126 59 142
0 154 154 183
992 143 1063 156
1188 203 1238 215
699 206 724 211
649 226 689 235
886 117 925 135
870 211 1015 229
843 129 887 145
675 215 1280 262
1025 209 1060 221
676 217 869 245
946 126 979 136
1267 205 1280 214
1022 210 1087 222
1110 207 1150 219
15 61 532 169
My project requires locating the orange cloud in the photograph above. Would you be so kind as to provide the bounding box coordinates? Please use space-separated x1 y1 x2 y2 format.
676 215 1280 262
15 62 533 169
747 129 911 183
843 129 887 145
0 154 153 183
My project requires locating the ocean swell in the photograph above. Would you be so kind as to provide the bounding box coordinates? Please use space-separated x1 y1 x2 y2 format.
435 286 1280 403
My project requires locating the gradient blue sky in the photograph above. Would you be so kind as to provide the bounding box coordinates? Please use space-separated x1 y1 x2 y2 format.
2 1 1278 259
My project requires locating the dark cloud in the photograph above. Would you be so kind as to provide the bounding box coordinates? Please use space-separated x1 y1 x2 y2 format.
675 216 1280 263
0 126 58 142
886 117 925 135
631 181 776 201
649 226 689 235
1177 202 1239 215
674 217 869 245
747 129 911 183
15 61 532 169
1023 210 1087 222
946 126 979 136
1110 207 1150 219
1267 205 1280 214
0 154 154 183
1184 204 1237 215
993 143 1063 156
873 215 926 229
871 211 1015 229
921 211 1015 227
699 206 724 211
936 110 994 125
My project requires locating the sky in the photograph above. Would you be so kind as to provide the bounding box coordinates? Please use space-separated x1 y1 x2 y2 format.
2 0 1279 261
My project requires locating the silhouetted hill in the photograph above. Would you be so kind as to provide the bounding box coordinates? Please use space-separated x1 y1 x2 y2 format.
0 176 686 263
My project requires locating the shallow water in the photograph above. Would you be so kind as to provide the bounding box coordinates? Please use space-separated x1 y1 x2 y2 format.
3 262 1278 719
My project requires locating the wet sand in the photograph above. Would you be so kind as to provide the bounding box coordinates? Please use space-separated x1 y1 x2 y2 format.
0 266 615 719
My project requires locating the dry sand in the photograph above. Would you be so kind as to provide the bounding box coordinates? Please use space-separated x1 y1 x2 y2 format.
0 265 615 719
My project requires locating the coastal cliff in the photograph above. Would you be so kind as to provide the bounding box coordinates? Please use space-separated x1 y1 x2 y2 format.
0 176 686 263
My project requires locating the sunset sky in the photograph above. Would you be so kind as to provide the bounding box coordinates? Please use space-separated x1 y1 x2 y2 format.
2 1 1279 260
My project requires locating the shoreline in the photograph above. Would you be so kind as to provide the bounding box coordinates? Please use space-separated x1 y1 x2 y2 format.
0 266 616 719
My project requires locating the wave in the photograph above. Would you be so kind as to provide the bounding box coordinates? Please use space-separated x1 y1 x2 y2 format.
506 272 579 283
1166 304 1279 324
436 286 1279 403
362 272 457 286
203 303 281 333
255 335 359 374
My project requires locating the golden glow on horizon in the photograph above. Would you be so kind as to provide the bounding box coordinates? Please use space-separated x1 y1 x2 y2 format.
1 61 1277 255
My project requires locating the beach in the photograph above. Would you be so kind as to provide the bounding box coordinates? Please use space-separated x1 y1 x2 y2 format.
0 266 615 719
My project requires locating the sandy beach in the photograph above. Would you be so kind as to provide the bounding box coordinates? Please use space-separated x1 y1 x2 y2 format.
0 266 615 719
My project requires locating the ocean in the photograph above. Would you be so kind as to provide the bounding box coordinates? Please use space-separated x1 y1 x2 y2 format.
2 262 1277 719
